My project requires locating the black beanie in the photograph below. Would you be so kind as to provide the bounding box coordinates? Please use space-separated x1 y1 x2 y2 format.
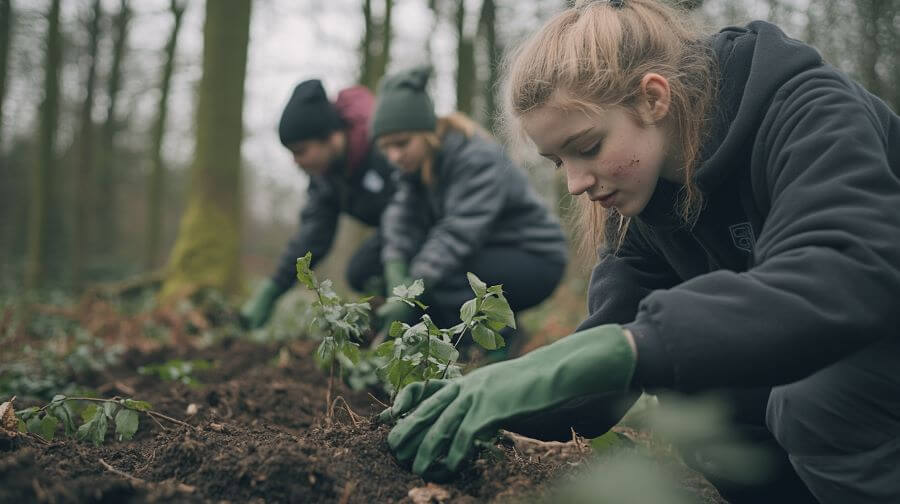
278 79 344 147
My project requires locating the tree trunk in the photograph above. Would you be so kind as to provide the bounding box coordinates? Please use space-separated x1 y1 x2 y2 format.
455 0 475 115
146 0 186 271
96 0 129 255
425 0 438 66
26 0 62 291
477 0 498 132
72 0 103 291
360 0 393 90
374 0 392 87
160 0 251 300
360 0 374 88
0 0 11 274
0 0 11 152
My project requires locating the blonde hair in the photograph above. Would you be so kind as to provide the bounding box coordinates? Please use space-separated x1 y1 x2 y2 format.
503 0 717 256
419 112 490 186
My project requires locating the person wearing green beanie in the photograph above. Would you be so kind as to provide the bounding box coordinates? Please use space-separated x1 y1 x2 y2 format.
370 64 569 347
240 80 396 329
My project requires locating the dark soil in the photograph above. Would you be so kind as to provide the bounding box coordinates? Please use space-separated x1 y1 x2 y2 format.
0 338 587 503
1 337 725 503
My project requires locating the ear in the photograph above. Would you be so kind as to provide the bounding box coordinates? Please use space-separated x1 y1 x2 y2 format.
638 73 671 124
329 130 347 151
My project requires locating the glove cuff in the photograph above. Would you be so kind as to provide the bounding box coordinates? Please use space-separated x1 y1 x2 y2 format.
522 324 636 397
383 259 410 292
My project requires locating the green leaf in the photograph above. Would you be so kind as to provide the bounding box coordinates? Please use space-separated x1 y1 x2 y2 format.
486 319 507 331
114 409 139 441
422 315 441 336
15 406 39 421
103 401 117 420
407 279 425 298
76 407 108 447
81 404 98 423
296 252 316 290
467 272 487 298
472 323 505 350
480 296 516 329
448 322 466 335
123 399 153 412
26 416 42 436
460 299 478 325
385 359 417 391
50 400 77 436
375 340 395 359
316 338 336 363
319 280 339 303
429 336 459 363
17 418 26 433
340 342 361 365
391 284 409 298
590 430 632 453
389 321 406 338
38 415 58 441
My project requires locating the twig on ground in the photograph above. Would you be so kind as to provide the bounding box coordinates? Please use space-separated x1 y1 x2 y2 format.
99 457 145 486
367 392 389 409
338 480 357 504
332 396 363 426
147 412 168 432
99 457 195 494
147 410 196 430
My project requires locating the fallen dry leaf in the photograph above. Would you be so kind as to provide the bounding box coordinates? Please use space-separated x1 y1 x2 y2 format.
0 397 18 433
408 483 450 504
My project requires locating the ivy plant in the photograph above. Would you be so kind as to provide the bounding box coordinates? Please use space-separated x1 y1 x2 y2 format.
12 395 154 445
296 252 371 416
375 273 515 397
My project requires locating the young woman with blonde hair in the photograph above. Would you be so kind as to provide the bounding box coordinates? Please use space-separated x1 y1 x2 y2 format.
371 66 568 346
381 1 900 502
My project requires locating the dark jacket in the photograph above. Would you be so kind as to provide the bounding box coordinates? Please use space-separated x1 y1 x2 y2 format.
271 86 396 291
381 130 568 287
579 21 900 391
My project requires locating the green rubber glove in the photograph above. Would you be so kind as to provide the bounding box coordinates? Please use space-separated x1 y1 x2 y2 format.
381 324 636 479
239 279 283 329
383 259 410 295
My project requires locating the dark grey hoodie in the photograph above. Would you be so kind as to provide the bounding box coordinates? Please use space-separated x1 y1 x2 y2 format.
381 130 568 287
579 21 900 391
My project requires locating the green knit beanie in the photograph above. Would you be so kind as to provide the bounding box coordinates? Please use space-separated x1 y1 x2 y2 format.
371 65 437 139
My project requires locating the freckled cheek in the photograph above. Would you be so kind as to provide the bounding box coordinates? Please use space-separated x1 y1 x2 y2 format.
601 155 642 183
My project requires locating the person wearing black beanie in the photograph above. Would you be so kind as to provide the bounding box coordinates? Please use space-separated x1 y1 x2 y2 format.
240 80 397 330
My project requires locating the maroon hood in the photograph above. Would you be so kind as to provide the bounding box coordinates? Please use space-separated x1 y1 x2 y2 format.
334 85 375 177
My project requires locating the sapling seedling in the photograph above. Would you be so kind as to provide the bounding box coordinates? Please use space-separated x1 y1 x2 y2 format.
375 272 516 400
6 394 188 446
296 252 371 420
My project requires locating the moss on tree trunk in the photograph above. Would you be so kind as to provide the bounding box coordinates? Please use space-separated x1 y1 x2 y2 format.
160 0 251 301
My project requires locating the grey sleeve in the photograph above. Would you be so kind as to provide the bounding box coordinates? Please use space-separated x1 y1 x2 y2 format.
408 154 507 285
381 176 428 265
